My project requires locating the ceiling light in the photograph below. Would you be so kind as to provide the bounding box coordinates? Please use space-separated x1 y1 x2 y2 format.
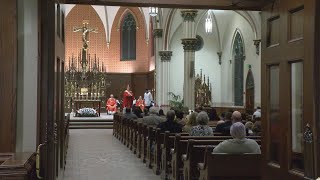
205 10 213 34
149 7 158 17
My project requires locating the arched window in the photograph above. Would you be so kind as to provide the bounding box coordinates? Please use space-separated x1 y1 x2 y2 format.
121 13 136 60
233 32 245 106
245 68 255 113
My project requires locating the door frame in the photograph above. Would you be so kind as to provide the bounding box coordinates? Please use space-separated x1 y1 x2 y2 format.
39 0 320 179
314 1 320 177
261 0 317 179
39 0 56 179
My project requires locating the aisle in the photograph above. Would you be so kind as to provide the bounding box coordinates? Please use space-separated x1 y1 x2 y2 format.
63 129 160 180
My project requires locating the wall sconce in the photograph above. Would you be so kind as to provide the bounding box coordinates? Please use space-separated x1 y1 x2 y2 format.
217 52 222 65
253 39 261 55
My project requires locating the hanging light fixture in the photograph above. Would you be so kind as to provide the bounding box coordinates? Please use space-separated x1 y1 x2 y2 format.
149 7 158 17
205 10 213 34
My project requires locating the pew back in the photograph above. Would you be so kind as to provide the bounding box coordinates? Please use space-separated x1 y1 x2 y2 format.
199 152 261 180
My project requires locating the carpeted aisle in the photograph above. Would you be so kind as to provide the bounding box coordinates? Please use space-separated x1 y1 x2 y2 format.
63 129 160 180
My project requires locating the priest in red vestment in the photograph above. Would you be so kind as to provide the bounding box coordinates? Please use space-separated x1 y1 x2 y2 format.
135 96 145 111
123 85 134 109
106 94 117 114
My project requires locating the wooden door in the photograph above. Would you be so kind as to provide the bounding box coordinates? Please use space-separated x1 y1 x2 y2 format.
55 57 61 177
314 2 320 178
245 68 255 114
261 0 317 179
38 0 57 179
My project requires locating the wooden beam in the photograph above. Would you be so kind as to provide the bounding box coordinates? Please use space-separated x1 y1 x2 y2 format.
0 0 17 153
63 0 273 11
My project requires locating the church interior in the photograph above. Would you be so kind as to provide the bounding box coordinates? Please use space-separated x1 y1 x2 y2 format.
0 0 320 180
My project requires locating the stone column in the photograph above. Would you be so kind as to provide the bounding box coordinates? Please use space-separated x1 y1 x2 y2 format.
159 50 172 108
153 29 163 106
181 10 198 110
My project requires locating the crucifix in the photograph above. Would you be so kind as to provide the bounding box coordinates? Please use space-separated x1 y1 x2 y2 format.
73 20 98 74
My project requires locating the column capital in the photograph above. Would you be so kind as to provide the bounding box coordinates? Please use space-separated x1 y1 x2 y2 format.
159 50 172 61
253 39 261 55
181 38 198 51
153 29 163 38
181 9 198 21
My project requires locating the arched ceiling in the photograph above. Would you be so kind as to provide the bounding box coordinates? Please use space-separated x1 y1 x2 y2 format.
164 9 260 51
65 4 150 45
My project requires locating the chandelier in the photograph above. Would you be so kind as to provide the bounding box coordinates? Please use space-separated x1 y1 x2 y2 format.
205 10 213 34
149 7 158 17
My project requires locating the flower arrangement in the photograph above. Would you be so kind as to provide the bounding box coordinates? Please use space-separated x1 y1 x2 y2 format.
76 108 98 117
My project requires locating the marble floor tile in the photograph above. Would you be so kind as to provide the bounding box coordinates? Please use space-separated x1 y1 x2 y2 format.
63 129 160 180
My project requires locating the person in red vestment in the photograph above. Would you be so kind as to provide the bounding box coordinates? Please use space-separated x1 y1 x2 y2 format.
106 94 117 114
122 85 134 109
135 96 145 112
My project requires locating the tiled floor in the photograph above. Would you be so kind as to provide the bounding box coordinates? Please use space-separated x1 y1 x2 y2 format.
63 129 160 180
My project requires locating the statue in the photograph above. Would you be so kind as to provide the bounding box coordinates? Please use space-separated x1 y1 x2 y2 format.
73 21 98 51
73 21 98 73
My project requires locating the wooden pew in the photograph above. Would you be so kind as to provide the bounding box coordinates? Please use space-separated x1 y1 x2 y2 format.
130 120 138 153
198 149 261 180
146 126 156 168
126 119 134 148
136 122 143 158
113 113 121 138
120 117 126 143
160 133 189 180
152 128 164 175
182 139 261 180
182 140 218 180
160 132 176 180
0 153 36 179
140 124 149 163
170 136 228 180
171 136 261 180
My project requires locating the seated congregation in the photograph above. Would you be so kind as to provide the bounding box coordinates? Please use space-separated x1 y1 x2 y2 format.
113 107 262 180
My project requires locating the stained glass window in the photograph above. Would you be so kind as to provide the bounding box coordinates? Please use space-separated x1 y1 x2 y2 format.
233 32 245 106
121 13 136 60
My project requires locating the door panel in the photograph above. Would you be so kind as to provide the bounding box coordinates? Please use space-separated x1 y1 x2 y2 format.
261 0 316 179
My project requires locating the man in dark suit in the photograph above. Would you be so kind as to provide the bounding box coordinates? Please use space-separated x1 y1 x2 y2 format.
157 110 182 133
215 112 233 135
122 107 138 121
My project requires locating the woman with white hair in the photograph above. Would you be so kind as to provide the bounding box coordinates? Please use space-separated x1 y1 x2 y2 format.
190 111 213 136
212 122 261 154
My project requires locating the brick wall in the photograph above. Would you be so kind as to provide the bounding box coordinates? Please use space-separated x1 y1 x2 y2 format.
65 5 150 73
109 7 149 73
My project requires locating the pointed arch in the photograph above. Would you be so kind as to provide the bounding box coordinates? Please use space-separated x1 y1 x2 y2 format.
117 8 140 30
120 12 136 60
233 30 245 106
230 28 246 59
195 10 222 51
245 68 255 113
163 8 177 50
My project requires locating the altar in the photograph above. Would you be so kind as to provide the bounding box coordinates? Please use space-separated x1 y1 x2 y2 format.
64 21 108 114
73 99 101 116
